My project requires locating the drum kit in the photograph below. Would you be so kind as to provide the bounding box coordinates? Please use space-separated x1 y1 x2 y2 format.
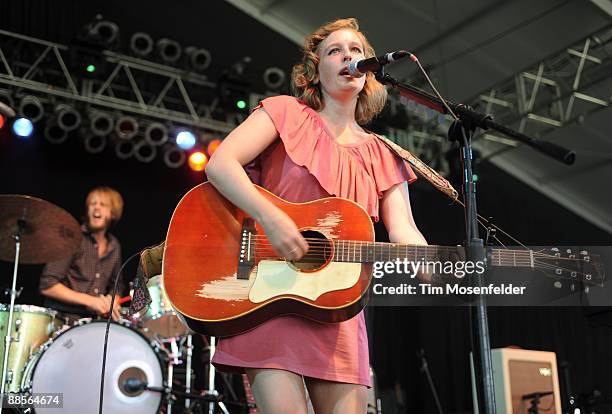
0 195 203 414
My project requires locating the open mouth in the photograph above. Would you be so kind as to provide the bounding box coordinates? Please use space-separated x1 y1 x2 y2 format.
339 67 350 76
93 212 102 219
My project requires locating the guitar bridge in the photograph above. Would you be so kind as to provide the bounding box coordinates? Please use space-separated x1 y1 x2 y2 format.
237 218 256 280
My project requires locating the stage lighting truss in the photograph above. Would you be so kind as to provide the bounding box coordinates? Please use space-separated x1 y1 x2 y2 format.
130 32 154 58
185 46 212 72
0 89 14 110
56 104 81 131
144 122 168 146
134 140 157 163
163 144 186 168
467 24 612 154
157 38 182 64
89 111 114 136
18 95 44 122
115 115 139 140
84 134 107 154
115 139 135 160
0 28 235 136
262 67 286 91
44 122 68 144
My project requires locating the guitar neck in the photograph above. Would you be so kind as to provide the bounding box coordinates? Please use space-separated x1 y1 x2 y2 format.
331 241 533 269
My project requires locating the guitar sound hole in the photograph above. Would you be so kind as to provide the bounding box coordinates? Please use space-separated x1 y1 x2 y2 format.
293 230 332 271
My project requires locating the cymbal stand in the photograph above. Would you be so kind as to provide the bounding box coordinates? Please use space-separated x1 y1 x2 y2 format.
0 218 25 414
165 336 182 414
207 336 229 414
185 334 193 410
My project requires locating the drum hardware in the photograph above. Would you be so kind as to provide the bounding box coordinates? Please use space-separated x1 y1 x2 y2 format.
130 274 192 340
185 334 193 410
418 348 444 414
2 287 22 298
21 319 164 413
0 305 61 396
0 195 81 414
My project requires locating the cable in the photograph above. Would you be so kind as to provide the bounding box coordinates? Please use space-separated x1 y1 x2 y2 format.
98 250 141 414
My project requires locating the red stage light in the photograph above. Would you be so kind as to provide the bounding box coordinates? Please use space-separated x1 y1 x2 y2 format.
0 115 5 129
207 139 222 156
188 151 208 172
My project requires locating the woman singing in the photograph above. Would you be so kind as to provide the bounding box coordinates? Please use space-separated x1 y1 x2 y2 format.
206 17 427 414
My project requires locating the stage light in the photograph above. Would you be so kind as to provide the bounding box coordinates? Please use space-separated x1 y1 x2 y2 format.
157 38 182 64
130 32 154 57
0 90 14 114
115 139 135 159
86 64 96 73
56 104 81 132
176 130 196 150
19 96 44 123
79 16 119 49
163 145 186 168
236 100 247 110
13 118 34 138
144 122 168 146
207 139 222 156
188 151 208 172
185 46 211 72
0 115 4 129
84 134 107 154
263 67 286 90
115 116 139 140
44 122 68 144
134 141 157 163
90 112 114 136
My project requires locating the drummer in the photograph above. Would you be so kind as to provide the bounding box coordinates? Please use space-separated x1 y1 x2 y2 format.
39 187 125 324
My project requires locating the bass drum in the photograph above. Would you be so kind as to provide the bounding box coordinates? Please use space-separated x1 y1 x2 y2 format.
21 320 164 414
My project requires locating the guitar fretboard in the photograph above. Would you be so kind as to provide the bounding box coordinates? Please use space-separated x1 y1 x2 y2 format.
330 241 535 269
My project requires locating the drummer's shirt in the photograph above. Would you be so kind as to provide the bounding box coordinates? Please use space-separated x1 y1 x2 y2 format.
39 224 124 315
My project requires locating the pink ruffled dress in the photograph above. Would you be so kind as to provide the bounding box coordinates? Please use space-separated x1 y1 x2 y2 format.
211 95 417 386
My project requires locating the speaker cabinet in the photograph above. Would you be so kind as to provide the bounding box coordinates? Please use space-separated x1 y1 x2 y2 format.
471 348 562 414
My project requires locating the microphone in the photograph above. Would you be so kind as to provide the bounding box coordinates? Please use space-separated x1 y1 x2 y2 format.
347 50 414 77
123 377 147 393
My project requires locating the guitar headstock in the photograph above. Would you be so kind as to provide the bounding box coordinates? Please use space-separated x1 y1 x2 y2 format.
533 247 605 287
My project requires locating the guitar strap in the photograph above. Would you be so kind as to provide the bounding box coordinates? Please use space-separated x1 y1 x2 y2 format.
374 134 459 202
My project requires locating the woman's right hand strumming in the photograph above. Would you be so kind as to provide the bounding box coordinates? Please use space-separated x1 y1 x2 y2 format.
259 207 309 261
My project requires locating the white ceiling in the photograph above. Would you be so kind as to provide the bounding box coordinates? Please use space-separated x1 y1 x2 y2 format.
225 0 612 234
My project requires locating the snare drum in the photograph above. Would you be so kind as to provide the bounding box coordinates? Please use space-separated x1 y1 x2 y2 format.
0 304 60 393
134 275 190 339
21 320 164 413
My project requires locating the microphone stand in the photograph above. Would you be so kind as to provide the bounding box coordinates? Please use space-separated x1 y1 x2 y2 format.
374 69 575 414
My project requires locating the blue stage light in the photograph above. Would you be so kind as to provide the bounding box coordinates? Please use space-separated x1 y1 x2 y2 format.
13 118 34 138
176 130 196 150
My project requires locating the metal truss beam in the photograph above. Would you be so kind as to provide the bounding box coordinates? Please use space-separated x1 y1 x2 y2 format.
470 24 612 141
0 29 236 134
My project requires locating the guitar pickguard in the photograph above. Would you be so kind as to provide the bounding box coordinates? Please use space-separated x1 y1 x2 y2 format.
249 260 362 303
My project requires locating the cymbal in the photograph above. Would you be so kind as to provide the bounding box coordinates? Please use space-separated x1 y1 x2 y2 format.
0 195 82 264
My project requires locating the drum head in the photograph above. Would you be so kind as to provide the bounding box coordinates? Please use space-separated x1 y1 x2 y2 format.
28 321 163 413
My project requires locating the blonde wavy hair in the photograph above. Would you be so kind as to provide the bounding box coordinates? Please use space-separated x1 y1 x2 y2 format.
86 186 124 223
291 18 387 125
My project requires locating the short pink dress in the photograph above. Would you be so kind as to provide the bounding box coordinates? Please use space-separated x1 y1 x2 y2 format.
211 95 417 386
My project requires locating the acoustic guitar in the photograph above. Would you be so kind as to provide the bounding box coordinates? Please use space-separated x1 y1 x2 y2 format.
163 182 604 337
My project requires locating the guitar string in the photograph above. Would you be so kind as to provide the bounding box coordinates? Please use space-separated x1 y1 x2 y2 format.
249 252 596 281
250 243 593 263
246 234 593 261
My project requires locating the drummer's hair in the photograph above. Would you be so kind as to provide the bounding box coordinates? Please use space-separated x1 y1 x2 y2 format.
86 186 124 223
